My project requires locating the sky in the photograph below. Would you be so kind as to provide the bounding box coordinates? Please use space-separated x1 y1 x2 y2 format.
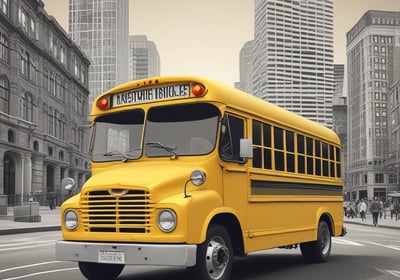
42 0 400 86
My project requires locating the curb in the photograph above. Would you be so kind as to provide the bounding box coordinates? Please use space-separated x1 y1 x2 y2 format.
0 226 61 236
344 220 400 231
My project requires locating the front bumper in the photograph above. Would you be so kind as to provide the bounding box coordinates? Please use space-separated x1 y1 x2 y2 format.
56 240 197 267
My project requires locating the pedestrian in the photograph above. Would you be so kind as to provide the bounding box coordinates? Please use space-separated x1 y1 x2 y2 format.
390 202 395 220
358 198 368 222
370 197 381 226
383 201 389 219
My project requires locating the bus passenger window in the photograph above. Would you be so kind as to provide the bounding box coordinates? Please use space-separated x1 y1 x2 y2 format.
220 114 244 163
306 137 314 175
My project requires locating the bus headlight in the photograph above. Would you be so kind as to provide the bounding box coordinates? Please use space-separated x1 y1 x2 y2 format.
64 210 78 230
190 170 206 186
157 209 177 232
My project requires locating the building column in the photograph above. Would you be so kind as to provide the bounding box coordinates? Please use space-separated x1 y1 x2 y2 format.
23 153 32 195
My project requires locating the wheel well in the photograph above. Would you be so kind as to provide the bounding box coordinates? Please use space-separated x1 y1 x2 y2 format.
210 213 245 256
319 213 334 235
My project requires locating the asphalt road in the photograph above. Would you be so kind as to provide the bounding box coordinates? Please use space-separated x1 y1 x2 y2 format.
1 224 399 280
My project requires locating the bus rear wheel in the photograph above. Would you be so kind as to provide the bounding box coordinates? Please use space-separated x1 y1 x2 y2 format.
78 262 124 280
300 220 331 263
191 224 233 280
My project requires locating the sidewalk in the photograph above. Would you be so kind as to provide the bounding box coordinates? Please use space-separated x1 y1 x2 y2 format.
0 207 399 235
0 206 61 235
344 212 400 230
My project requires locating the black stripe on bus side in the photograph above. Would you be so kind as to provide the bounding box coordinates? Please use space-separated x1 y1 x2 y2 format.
251 180 343 196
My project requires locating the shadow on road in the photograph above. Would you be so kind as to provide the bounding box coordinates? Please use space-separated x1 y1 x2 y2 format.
117 252 392 280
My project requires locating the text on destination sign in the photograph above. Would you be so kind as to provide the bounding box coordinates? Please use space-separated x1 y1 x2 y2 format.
113 84 190 107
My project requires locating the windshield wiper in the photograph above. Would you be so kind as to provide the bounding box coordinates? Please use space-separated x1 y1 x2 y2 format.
145 141 178 159
103 150 132 162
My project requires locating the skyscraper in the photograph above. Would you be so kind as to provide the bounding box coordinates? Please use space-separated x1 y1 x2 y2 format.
346 10 400 201
129 35 160 81
252 0 334 127
239 40 254 94
332 64 348 199
69 0 129 110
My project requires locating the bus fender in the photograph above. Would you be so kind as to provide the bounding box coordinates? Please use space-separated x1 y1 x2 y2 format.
195 206 242 245
315 207 335 236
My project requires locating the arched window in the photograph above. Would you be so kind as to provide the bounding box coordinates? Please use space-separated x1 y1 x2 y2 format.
48 146 53 156
33 140 39 152
0 75 9 113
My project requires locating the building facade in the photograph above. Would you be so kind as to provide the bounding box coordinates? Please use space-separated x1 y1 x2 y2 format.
388 77 400 196
128 35 160 81
239 40 254 94
69 0 129 110
332 64 348 199
0 0 91 206
252 0 334 127
346 10 400 201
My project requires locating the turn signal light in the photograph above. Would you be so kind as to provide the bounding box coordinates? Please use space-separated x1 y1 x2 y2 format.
192 83 206 97
97 97 110 109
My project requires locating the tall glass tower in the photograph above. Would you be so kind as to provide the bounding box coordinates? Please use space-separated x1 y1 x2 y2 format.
69 0 129 111
252 0 334 127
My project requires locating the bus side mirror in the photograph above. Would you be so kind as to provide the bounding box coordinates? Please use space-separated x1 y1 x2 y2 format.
240 138 253 159
61 177 76 191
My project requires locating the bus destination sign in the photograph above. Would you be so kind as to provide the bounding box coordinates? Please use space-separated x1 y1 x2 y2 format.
112 84 190 107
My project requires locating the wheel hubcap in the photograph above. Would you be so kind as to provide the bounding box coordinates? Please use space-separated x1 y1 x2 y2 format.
205 236 229 279
321 228 331 255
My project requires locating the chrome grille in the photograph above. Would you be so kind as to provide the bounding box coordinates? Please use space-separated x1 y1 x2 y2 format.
80 189 154 233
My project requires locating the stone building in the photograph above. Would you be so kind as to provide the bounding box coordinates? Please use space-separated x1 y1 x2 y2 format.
346 10 400 201
0 0 91 206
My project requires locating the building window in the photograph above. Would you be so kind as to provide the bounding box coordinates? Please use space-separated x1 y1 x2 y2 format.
375 173 384 184
20 92 33 122
0 74 9 113
20 49 28 75
49 71 55 95
7 129 15 143
33 140 39 152
48 107 54 136
0 0 8 16
18 8 36 39
0 32 8 62
19 49 36 81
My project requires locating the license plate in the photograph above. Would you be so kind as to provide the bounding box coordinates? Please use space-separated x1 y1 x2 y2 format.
98 250 125 264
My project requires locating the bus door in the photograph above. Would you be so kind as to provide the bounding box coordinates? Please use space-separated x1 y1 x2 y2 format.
219 113 249 228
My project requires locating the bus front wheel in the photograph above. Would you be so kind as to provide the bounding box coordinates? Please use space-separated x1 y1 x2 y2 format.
191 224 233 280
78 262 124 280
300 220 331 263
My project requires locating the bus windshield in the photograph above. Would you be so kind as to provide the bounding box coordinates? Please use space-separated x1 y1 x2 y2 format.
91 103 220 162
91 109 145 162
144 103 220 158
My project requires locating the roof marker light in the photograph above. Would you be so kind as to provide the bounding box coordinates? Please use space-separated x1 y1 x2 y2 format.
192 83 206 97
97 97 110 109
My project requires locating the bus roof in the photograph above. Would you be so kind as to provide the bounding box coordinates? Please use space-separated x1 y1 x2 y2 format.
93 76 340 145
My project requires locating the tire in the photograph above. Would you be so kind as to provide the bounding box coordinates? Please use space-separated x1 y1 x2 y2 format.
300 220 331 263
190 224 233 280
78 262 124 280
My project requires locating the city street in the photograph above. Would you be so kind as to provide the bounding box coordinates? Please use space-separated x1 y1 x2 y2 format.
1 224 399 280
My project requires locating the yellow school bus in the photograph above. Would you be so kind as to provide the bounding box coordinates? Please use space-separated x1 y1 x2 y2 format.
56 76 346 280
